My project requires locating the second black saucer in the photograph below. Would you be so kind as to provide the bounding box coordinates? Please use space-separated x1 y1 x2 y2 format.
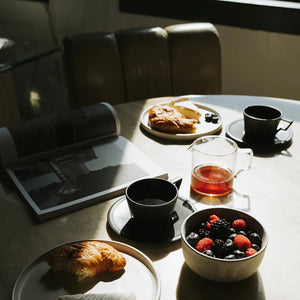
107 196 196 243
226 119 293 152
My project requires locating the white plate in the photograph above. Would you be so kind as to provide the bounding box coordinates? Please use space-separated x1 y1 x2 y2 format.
140 102 222 140
12 240 160 300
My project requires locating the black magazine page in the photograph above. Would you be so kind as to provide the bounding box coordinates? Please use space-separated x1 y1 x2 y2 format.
0 103 167 220
0 102 120 165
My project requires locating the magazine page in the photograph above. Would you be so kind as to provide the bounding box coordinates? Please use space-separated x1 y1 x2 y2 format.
7 136 168 221
0 102 120 166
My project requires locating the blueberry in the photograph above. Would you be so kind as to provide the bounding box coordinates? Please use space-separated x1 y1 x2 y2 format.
228 233 237 240
224 239 235 252
205 113 212 122
186 232 200 246
211 115 219 123
233 250 246 259
203 250 215 257
238 231 247 237
228 227 236 235
251 244 261 252
224 254 236 260
249 232 262 246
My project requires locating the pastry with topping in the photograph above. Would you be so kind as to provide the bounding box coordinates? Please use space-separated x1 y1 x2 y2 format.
46 241 126 281
169 97 201 122
148 104 197 134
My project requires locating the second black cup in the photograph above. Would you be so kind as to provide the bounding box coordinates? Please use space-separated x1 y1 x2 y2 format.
243 105 293 140
126 177 182 225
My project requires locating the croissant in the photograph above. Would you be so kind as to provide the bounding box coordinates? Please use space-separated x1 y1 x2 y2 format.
148 104 197 134
46 241 126 281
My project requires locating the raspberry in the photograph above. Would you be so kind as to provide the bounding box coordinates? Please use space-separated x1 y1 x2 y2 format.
206 215 220 229
232 219 247 231
245 248 258 257
234 234 251 252
195 238 213 253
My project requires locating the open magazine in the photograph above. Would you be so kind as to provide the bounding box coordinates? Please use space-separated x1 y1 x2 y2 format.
0 102 167 221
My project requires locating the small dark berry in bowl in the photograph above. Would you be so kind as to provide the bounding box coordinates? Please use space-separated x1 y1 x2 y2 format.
233 250 246 259
251 244 261 252
211 239 226 258
249 232 262 246
210 218 231 239
228 228 236 235
186 232 200 246
238 231 248 237
228 233 237 240
198 228 210 239
224 239 235 253
224 254 236 260
203 250 215 257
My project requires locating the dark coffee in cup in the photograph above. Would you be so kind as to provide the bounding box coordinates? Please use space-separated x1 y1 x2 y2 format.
125 177 182 225
243 105 293 140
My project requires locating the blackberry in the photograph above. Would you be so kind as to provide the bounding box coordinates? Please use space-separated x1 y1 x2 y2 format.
210 219 231 240
198 228 210 239
211 239 226 258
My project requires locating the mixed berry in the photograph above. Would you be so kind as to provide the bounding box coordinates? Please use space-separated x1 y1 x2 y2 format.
205 113 219 123
186 214 262 259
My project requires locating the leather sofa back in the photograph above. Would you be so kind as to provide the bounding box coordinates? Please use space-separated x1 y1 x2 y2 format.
63 23 221 107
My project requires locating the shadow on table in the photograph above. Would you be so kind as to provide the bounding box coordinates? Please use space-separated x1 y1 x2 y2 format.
190 189 251 212
106 222 182 262
177 263 266 300
41 267 125 295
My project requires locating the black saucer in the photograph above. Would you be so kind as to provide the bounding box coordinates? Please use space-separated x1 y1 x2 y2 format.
107 196 196 243
226 119 293 152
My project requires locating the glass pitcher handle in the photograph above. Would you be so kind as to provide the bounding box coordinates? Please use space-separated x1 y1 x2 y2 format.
235 148 253 177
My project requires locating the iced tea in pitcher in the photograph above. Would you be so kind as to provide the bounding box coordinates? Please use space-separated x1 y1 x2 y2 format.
191 164 234 196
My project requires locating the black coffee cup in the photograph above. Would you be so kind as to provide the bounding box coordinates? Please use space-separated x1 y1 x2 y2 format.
125 177 182 225
243 105 293 140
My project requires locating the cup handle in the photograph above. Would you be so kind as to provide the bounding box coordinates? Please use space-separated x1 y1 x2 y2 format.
235 148 253 177
169 177 182 190
277 118 293 132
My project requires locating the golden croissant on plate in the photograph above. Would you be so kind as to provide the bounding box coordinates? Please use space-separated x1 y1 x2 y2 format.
148 104 197 134
46 241 126 281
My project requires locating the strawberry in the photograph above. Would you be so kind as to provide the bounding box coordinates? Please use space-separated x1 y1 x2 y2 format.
245 248 258 257
234 234 251 252
195 238 213 253
206 214 220 229
232 219 247 231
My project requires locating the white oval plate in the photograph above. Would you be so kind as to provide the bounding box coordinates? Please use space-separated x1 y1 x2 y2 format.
12 240 160 300
140 102 222 140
